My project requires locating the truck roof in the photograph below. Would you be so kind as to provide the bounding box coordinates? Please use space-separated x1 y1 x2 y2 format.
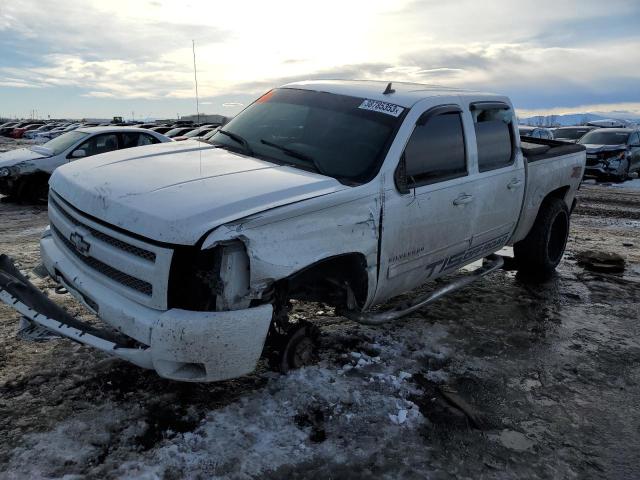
282 79 499 108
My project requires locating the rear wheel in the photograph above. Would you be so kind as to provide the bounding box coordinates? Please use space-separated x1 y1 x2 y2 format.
514 197 570 278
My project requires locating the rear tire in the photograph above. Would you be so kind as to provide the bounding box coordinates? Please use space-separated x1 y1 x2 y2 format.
514 197 570 278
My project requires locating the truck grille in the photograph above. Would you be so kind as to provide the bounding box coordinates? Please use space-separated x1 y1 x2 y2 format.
48 190 173 309
51 225 153 296
49 195 156 262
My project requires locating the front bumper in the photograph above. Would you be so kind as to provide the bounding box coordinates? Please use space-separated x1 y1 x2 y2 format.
0 236 273 382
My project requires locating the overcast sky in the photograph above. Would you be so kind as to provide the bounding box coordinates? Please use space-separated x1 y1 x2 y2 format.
1 0 639 120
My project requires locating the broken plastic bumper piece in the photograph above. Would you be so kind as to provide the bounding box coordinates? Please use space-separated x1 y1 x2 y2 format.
0 254 273 382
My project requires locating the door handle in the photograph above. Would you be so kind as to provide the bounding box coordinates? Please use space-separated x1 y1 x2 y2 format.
453 194 474 206
507 179 523 190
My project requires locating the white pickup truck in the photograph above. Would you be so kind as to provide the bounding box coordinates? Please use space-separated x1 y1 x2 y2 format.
0 80 586 382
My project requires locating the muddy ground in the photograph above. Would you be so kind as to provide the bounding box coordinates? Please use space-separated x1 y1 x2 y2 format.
0 139 639 479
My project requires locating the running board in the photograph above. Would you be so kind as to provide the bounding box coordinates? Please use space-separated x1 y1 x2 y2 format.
343 254 504 325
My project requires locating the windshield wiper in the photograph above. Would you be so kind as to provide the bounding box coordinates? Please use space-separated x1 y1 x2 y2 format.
217 129 253 155
260 139 325 175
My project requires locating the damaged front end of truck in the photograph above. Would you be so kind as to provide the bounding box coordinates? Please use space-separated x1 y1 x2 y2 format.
0 183 379 382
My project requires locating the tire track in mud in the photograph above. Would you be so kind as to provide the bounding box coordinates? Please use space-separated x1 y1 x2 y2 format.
575 184 640 220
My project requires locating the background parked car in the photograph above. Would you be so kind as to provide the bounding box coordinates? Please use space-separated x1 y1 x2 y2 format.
578 128 640 181
164 126 196 138
35 123 81 142
0 122 19 136
197 128 221 143
172 125 219 141
518 126 555 139
149 126 174 134
553 126 598 143
23 124 59 140
1 122 32 136
0 127 171 201
10 123 45 139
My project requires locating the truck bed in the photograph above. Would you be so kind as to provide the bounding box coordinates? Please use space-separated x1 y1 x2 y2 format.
520 136 586 162
510 136 586 245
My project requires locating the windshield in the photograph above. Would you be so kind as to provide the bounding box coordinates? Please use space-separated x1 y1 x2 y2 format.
578 130 630 145
555 128 592 140
208 88 405 183
38 131 89 155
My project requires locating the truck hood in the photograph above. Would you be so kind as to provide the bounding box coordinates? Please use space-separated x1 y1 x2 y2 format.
50 142 347 245
0 147 49 168
583 144 626 154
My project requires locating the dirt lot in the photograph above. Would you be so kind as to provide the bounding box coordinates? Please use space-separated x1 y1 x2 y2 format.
0 139 639 479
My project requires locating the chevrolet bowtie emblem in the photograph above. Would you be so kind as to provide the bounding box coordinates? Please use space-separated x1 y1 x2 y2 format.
69 232 91 256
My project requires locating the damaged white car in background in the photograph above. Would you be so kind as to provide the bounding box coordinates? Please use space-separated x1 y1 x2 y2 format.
0 80 586 382
0 127 171 201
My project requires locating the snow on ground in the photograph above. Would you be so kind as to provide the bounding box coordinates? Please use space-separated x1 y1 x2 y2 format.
2 318 452 479
610 178 640 190
0 137 34 153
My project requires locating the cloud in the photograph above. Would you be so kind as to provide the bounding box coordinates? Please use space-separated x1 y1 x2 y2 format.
0 1 227 62
229 39 640 112
517 102 640 119
0 0 638 117
0 54 197 98
222 102 244 107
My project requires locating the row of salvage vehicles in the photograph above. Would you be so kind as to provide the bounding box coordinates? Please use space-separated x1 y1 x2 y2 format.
0 80 587 382
519 124 640 182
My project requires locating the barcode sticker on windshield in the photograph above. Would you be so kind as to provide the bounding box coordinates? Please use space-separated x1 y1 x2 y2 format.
358 99 404 117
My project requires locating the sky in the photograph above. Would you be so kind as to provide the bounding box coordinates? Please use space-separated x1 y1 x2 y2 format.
0 0 639 120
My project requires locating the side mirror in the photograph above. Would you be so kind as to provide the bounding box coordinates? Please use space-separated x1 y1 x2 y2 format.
394 153 411 194
71 149 86 159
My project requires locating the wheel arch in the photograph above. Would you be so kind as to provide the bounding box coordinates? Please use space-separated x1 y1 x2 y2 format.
275 252 369 309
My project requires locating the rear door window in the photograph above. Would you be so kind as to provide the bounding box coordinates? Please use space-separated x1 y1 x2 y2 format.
120 132 160 148
403 112 467 187
74 133 119 157
471 105 515 172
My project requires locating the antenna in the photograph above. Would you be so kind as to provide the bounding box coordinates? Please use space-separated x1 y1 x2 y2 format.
383 82 395 95
192 40 200 125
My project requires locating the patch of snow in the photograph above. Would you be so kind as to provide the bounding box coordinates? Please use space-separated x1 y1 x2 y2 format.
425 369 450 384
488 429 536 452
4 403 145 479
610 178 640 190
2 319 457 479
